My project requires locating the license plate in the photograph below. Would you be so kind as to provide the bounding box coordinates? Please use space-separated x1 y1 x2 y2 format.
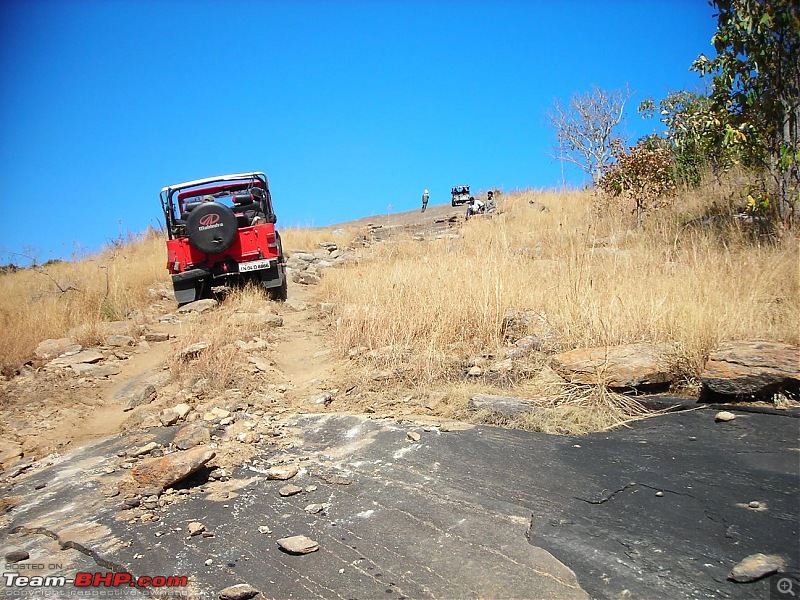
238 259 272 273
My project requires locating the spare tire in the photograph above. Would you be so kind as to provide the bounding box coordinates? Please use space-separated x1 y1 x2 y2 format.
185 202 238 254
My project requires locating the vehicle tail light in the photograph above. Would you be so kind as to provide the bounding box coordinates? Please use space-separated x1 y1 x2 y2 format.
266 232 278 251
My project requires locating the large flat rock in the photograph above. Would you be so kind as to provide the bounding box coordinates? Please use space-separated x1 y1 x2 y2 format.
1 408 797 599
131 446 216 491
701 340 799 398
550 343 679 388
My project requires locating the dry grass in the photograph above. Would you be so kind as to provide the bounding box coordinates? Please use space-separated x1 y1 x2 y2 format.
280 226 356 253
317 184 798 429
0 224 353 373
0 230 167 372
2 181 796 435
166 285 282 396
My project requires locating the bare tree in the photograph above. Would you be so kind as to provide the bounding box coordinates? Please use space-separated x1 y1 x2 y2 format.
547 86 632 186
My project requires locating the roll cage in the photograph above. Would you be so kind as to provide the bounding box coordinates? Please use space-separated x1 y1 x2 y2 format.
160 172 276 239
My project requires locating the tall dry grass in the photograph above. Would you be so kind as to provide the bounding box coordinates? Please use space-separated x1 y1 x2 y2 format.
319 186 799 386
0 224 356 374
0 231 167 372
280 227 356 253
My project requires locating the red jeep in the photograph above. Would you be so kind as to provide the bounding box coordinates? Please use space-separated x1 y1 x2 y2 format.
160 172 287 305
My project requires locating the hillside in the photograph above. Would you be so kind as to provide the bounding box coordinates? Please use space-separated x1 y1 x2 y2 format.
0 188 798 469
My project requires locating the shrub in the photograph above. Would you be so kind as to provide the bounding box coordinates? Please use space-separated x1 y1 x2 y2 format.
598 139 677 226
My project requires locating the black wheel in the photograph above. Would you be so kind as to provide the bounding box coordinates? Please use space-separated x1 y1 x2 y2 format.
452 200 457 207
185 202 238 254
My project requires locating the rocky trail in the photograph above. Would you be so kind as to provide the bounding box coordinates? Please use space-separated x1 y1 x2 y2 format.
0 201 798 599
0 201 471 471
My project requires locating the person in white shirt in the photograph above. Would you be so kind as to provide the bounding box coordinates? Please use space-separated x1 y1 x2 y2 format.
466 197 484 219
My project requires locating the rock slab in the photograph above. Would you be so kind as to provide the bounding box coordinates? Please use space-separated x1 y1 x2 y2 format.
177 299 218 314
468 394 540 418
131 447 215 491
48 349 104 368
267 465 299 480
34 338 75 360
218 584 261 600
728 553 784 582
124 384 157 411
173 423 211 450
277 535 320 555
550 343 678 388
702 340 799 398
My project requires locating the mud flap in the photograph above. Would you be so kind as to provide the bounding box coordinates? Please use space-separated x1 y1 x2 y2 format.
173 281 198 305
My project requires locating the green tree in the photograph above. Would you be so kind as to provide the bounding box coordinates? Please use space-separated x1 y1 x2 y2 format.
639 90 739 186
692 0 800 223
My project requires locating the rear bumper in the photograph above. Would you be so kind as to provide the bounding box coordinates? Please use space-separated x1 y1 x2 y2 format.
171 261 285 304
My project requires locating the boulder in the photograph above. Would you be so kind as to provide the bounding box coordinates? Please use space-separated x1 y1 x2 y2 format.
266 465 299 480
71 363 121 378
550 343 679 389
114 369 171 405
123 384 157 411
47 349 104 368
292 271 321 285
34 338 75 360
701 341 799 399
160 410 181 426
279 484 303 497
179 342 208 361
173 423 211 450
5 550 30 563
177 299 218 314
501 309 557 349
728 553 784 582
144 332 170 343
128 442 159 458
285 256 310 270
171 403 192 419
218 584 261 600
235 339 270 352
105 335 136 347
248 356 273 372
277 535 319 555
285 298 308 311
131 447 215 492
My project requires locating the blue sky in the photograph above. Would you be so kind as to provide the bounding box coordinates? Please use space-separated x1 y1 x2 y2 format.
0 0 717 264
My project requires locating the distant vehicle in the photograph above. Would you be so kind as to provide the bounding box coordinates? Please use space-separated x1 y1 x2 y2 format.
451 185 470 206
159 172 287 305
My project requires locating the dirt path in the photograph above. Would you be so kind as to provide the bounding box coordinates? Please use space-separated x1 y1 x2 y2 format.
0 204 469 469
271 284 338 400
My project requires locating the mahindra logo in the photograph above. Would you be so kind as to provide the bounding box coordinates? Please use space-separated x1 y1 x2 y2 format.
199 214 220 227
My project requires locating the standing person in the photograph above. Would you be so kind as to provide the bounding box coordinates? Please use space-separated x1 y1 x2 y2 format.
421 189 429 213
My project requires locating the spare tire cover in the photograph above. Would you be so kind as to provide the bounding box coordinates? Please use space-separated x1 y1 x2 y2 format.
185 202 238 254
